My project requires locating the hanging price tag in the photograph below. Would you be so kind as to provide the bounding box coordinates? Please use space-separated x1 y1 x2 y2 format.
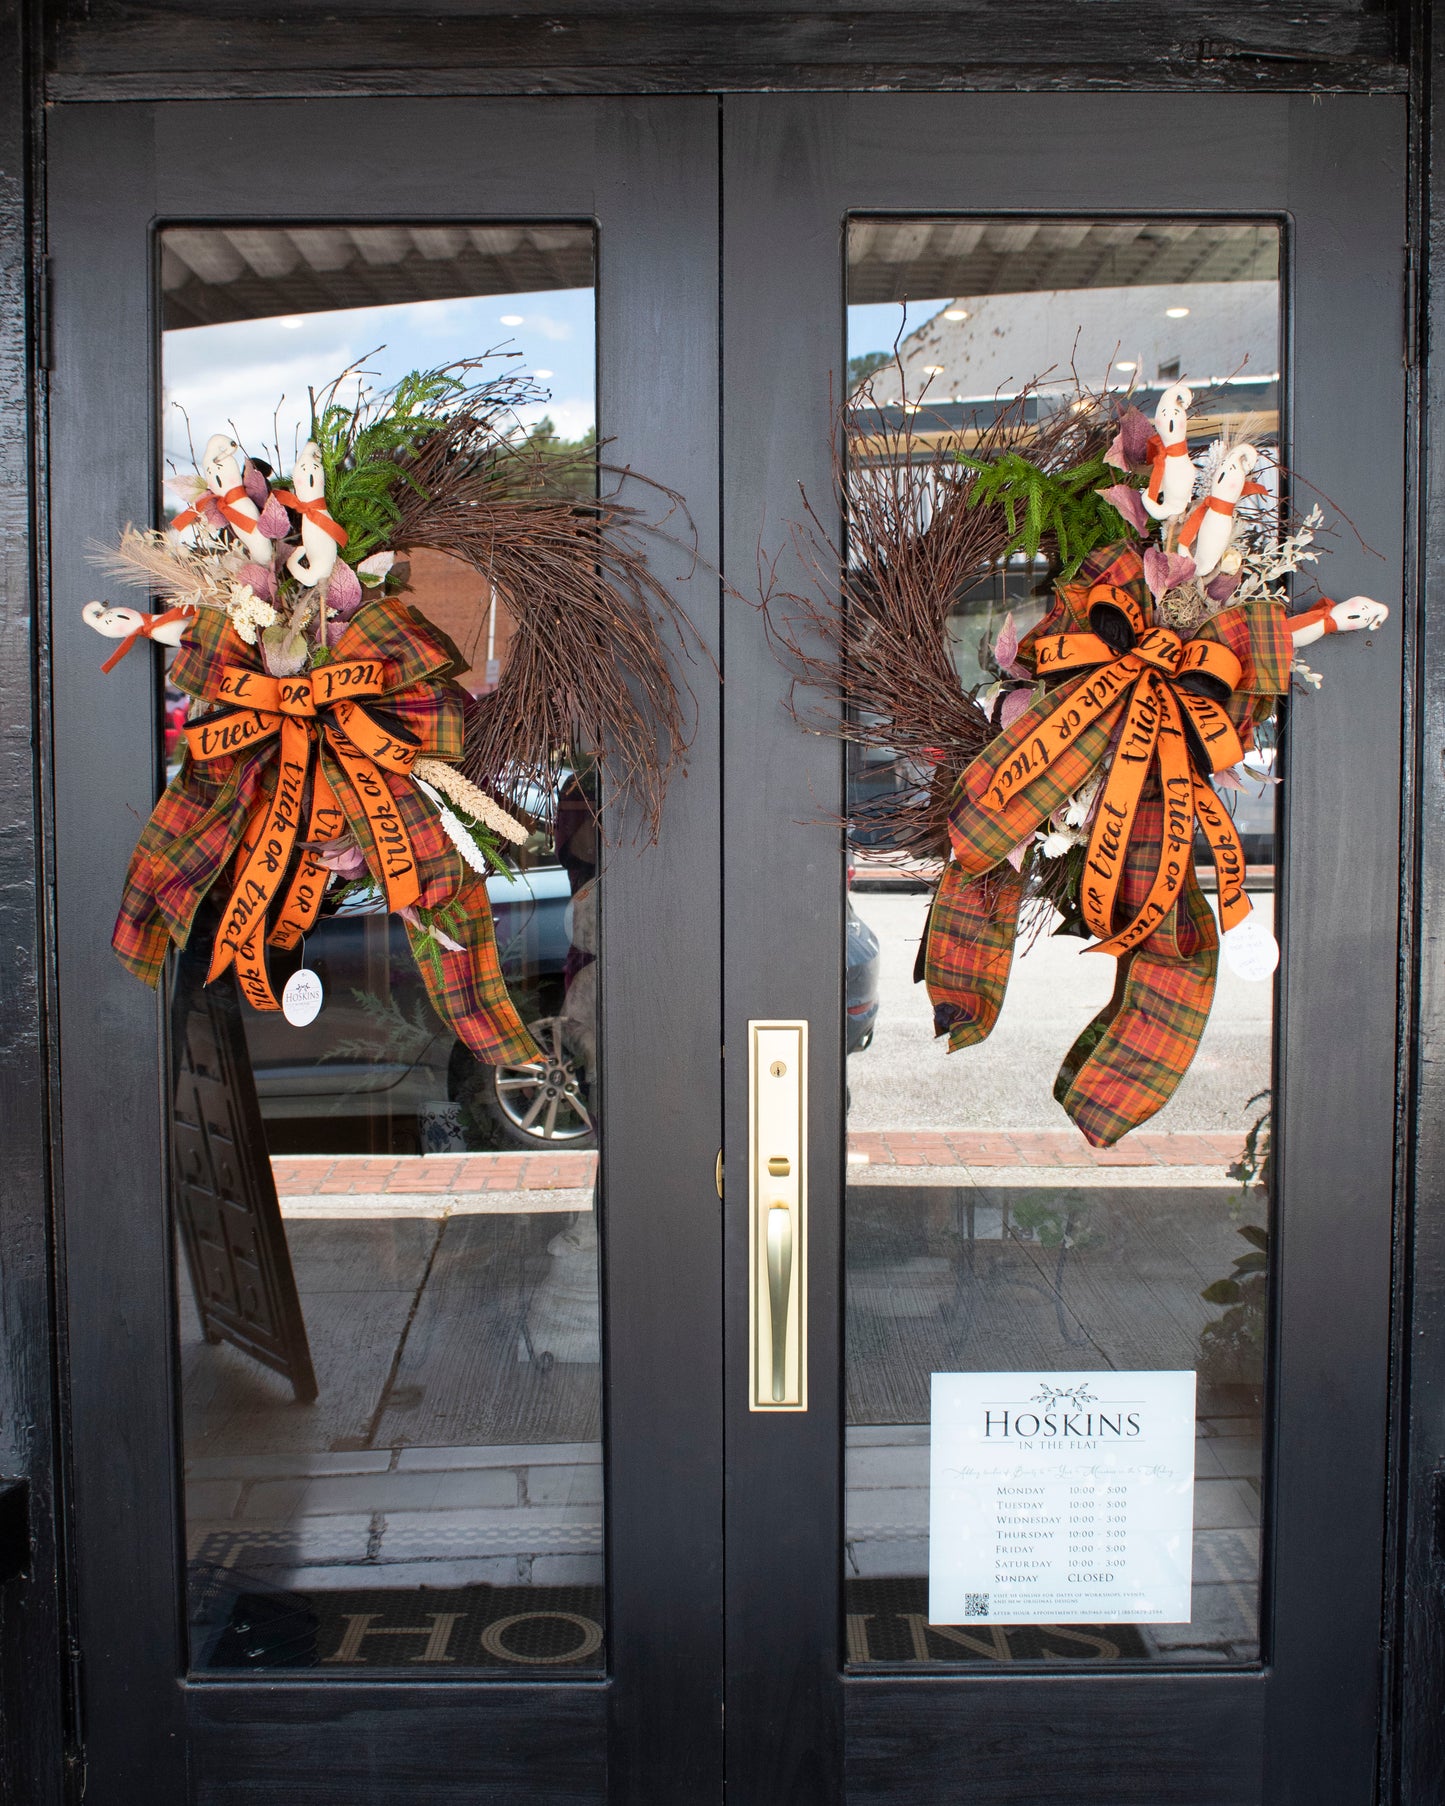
1223 913 1278 983
282 966 324 1026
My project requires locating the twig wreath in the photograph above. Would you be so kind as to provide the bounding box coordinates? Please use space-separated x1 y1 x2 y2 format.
85 358 697 1063
768 374 1388 1146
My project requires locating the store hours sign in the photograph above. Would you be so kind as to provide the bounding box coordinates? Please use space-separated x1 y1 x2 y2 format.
929 1370 1196 1626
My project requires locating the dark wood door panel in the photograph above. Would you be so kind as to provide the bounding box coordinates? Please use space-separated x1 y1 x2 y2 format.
187 1683 606 1806
845 1674 1264 1806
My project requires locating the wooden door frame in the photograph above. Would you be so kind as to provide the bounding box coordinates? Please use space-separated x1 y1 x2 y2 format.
720 90 1408 1806
6 18 1445 1806
44 94 722 1806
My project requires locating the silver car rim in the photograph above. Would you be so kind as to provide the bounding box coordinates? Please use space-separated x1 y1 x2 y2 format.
493 1017 595 1143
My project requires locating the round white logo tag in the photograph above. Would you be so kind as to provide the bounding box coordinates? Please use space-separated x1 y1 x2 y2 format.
282 967 324 1026
1223 913 1279 983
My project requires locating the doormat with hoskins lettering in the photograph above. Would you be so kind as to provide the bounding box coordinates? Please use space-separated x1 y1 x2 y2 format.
194 1574 606 1672
191 1568 1151 1669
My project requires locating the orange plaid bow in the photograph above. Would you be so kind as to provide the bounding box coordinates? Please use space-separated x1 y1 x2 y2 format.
923 542 1293 1145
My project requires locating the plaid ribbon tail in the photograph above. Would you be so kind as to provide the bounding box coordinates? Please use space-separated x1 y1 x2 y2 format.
405 866 543 1068
113 862 173 987
112 758 263 987
1056 865 1219 1147
921 860 1025 1052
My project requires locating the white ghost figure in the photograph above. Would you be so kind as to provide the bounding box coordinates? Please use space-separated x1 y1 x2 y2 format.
196 433 276 567
1290 595 1391 647
285 440 344 589
1141 382 1196 523
82 600 188 649
1181 442 1267 581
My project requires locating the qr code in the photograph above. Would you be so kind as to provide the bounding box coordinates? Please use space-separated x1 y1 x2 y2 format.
964 1593 990 1619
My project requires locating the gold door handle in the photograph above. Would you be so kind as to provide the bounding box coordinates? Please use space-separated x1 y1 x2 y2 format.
749 1021 806 1411
766 1203 793 1403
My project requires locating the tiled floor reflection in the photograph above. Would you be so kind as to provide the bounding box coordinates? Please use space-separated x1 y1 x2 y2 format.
844 1417 1261 1664
180 1181 602 1669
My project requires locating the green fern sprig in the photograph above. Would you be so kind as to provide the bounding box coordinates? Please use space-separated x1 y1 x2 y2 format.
957 448 1129 579
310 367 466 562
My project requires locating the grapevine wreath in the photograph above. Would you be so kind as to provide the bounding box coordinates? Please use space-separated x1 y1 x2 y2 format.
84 359 697 1064
769 374 1387 1146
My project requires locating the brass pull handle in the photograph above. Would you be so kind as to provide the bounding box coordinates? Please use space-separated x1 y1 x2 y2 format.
766 1204 793 1403
749 1021 806 1411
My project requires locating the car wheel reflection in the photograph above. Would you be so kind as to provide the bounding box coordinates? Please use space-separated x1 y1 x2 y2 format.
486 1016 597 1149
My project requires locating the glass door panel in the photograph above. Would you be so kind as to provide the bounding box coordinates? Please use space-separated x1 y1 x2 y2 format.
158 224 607 1673
842 218 1280 1669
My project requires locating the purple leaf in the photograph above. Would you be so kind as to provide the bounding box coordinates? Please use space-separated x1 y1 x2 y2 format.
1214 766 1245 793
241 459 269 507
1108 406 1155 471
999 685 1034 730
1006 838 1030 872
260 623 308 677
993 611 1031 680
324 560 364 620
1143 546 1196 601
1099 482 1150 535
1206 570 1242 603
236 560 277 604
317 840 368 878
255 493 291 539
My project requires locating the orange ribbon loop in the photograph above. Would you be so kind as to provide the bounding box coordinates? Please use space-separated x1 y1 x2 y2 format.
272 489 350 547
186 658 423 1003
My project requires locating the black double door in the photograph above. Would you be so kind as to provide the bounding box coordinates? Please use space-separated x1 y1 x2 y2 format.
48 93 1405 1803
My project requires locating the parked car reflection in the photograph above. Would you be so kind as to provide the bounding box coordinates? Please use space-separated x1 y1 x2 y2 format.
243 862 879 1153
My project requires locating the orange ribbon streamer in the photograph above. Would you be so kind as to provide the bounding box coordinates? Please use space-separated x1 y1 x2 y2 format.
1143 434 1187 505
271 490 349 547
184 660 422 1011
980 582 1251 955
98 604 196 674
1177 481 1268 553
172 484 256 537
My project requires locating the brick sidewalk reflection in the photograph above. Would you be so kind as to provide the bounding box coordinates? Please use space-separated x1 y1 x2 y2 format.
271 1129 1246 1197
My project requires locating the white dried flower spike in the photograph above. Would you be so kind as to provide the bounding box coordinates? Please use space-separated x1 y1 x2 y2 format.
226 581 279 646
414 778 495 877
412 757 529 844
1038 830 1077 859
